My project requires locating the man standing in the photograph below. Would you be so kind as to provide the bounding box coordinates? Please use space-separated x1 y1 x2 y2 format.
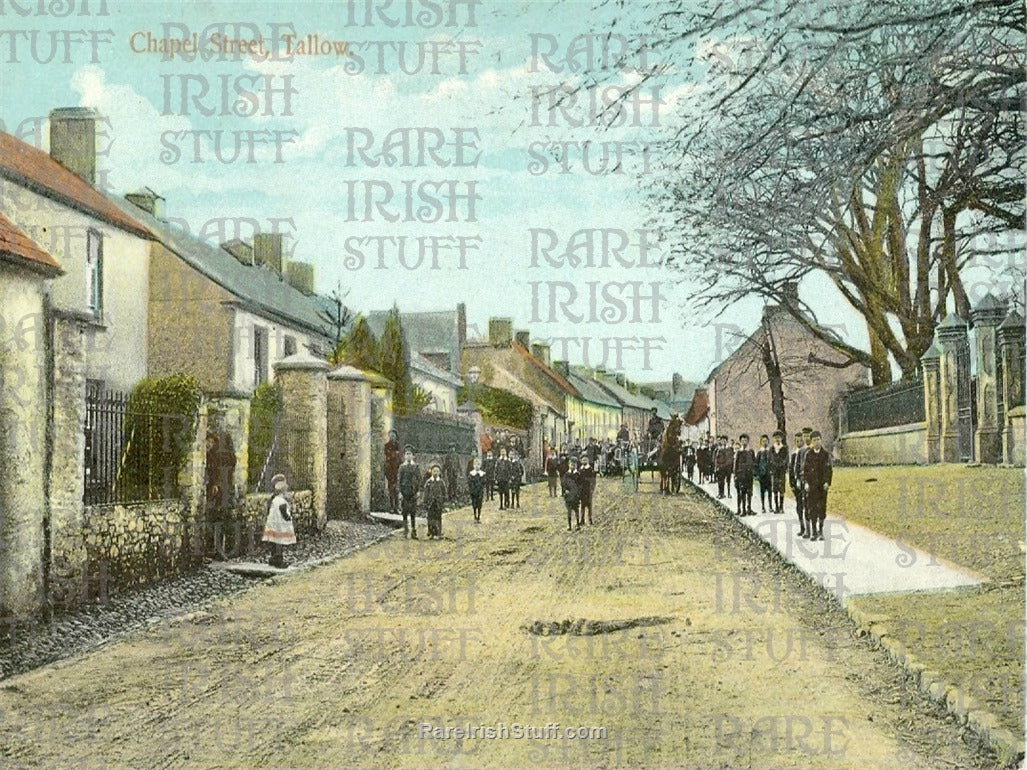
545 449 560 497
205 426 237 558
617 422 630 443
397 445 421 539
696 438 711 484
754 434 771 513
769 431 789 514
384 429 402 515
788 431 805 535
733 434 756 516
802 431 832 541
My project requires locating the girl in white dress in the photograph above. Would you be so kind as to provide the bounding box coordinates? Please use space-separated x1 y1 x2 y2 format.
263 473 296 568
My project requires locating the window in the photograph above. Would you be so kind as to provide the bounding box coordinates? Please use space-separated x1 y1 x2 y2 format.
86 229 103 319
283 335 297 356
254 326 269 386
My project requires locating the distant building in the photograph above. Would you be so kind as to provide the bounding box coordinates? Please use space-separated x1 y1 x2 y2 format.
592 370 671 439
563 365 622 442
634 373 699 415
366 304 466 377
681 387 710 440
410 351 462 414
705 303 870 447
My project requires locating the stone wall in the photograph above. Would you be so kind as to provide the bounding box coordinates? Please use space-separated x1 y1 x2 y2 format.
835 423 928 466
53 490 315 609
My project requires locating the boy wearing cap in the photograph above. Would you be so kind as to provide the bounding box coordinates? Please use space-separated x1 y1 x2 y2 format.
397 446 421 539
509 450 524 509
769 431 789 513
262 473 295 568
733 434 756 516
423 463 447 539
802 431 832 541
467 457 486 522
754 434 771 513
562 457 582 530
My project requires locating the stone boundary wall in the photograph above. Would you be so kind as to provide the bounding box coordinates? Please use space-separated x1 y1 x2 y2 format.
835 422 928 466
52 491 315 610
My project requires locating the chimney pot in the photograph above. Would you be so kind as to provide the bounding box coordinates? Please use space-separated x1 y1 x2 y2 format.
514 330 530 348
285 261 315 294
488 317 513 347
253 233 284 273
49 107 99 184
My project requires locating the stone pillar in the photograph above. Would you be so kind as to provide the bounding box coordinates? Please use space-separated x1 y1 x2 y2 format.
0 278 48 616
971 294 1007 464
327 364 372 519
936 313 973 463
366 373 394 512
273 352 328 529
46 312 90 611
998 310 1025 464
920 339 942 464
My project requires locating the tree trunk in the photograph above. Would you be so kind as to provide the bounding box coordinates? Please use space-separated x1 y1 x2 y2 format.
760 317 787 434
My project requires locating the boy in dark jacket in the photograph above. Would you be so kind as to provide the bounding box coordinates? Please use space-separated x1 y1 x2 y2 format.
562 458 582 530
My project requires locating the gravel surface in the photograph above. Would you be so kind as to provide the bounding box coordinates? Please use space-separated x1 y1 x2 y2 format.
0 518 394 681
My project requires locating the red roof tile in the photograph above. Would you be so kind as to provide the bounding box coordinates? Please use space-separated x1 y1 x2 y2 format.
511 341 581 398
682 387 709 426
0 212 62 275
0 132 152 239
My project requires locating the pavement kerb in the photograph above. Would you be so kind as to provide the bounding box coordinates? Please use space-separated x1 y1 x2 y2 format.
689 481 1026 767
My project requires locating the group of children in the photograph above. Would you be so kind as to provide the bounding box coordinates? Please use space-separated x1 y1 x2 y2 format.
692 428 833 541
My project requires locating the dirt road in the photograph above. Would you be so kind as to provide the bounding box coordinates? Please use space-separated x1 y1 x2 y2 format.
0 480 999 769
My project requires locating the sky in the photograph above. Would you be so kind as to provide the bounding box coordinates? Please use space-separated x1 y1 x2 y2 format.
0 0 876 384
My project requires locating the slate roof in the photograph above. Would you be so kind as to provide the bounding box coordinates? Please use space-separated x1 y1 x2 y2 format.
0 212 62 275
0 132 151 239
110 196 332 340
366 308 460 374
566 366 621 408
411 351 462 387
593 375 653 411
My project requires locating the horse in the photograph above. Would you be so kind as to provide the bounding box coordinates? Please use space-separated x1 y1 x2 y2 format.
658 415 683 495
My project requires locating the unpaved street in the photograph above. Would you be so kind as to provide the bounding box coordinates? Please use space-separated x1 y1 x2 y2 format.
0 480 997 769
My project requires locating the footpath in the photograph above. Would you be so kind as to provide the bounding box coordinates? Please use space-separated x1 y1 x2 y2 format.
693 478 1024 767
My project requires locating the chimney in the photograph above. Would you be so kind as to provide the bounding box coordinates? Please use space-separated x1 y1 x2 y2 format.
514 330 530 348
615 373 626 386
50 107 98 184
456 302 467 349
285 261 315 294
671 372 683 396
595 366 607 378
222 239 253 265
253 233 283 272
553 360 571 377
488 317 512 347
530 343 551 366
781 280 799 307
125 187 165 218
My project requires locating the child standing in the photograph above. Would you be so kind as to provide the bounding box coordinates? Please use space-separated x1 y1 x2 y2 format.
262 473 295 568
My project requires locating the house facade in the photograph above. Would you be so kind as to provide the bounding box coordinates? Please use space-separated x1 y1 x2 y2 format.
705 304 870 448
0 214 64 615
411 351 462 414
0 112 154 392
114 192 332 395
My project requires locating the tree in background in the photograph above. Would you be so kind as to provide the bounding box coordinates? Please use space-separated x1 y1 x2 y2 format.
334 315 380 372
379 306 415 414
319 281 352 359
